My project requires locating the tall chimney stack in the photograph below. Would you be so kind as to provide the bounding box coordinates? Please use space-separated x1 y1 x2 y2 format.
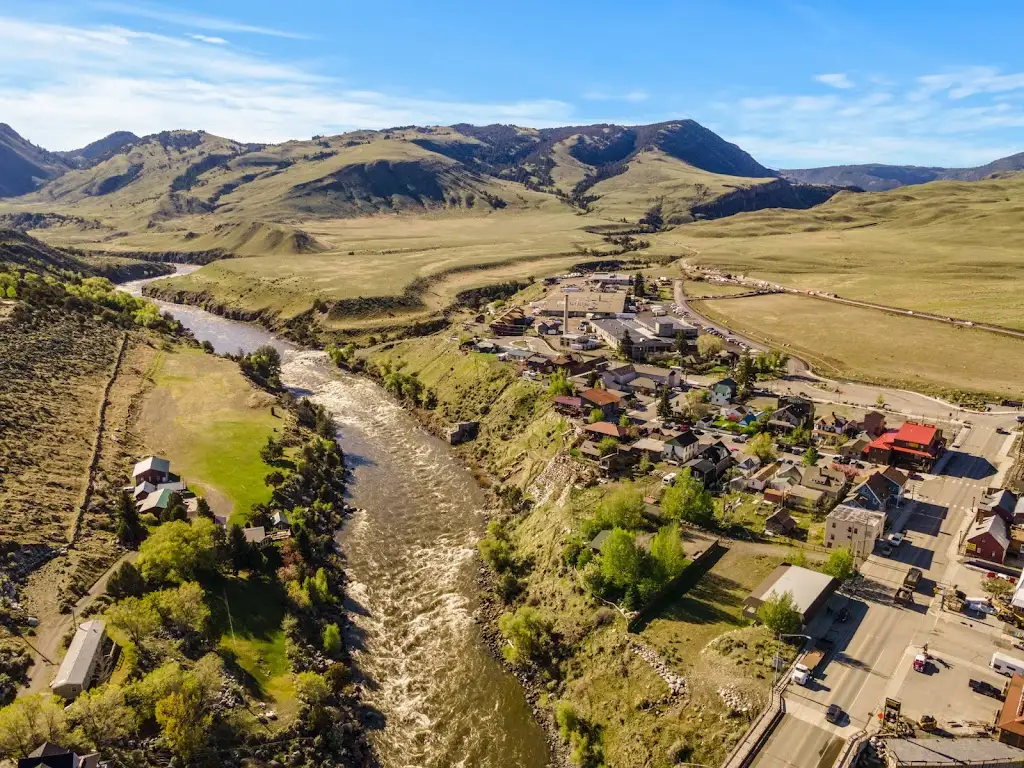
563 293 569 347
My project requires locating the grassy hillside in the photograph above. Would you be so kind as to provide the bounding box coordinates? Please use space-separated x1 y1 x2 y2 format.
651 174 1024 328
0 124 69 197
782 152 1024 191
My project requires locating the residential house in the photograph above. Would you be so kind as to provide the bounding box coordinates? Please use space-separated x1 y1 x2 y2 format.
978 490 1018 524
850 470 904 514
243 526 269 547
663 430 699 464
859 410 887 438
17 743 103 768
965 515 1009 564
583 421 628 442
598 446 638 475
825 504 885 558
725 405 761 427
132 456 170 486
51 620 107 701
138 487 175 516
867 422 946 471
580 388 624 418
839 437 870 460
523 354 553 374
683 440 734 488
630 437 666 462
629 376 660 396
734 455 762 475
784 485 825 511
632 364 683 390
132 481 156 501
765 508 797 536
814 411 854 439
768 396 814 434
770 465 803 491
578 441 603 461
800 466 850 502
553 396 586 417
709 378 738 406
270 510 290 529
747 462 780 492
550 353 604 377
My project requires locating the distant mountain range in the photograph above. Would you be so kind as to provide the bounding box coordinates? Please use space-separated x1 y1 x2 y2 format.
781 153 1024 191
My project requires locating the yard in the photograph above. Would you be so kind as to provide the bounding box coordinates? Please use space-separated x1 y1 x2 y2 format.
692 293 1024 399
207 574 297 727
134 346 281 524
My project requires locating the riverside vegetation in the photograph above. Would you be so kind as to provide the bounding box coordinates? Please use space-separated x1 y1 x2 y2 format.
0 251 370 766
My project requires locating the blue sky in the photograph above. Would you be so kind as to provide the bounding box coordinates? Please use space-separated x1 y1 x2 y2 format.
2 0 1024 167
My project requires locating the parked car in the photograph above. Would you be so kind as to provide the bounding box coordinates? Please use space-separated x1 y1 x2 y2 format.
825 704 843 724
888 532 906 547
969 679 1004 699
880 544 893 557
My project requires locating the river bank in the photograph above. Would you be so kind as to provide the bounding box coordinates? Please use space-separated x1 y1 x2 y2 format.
120 271 553 768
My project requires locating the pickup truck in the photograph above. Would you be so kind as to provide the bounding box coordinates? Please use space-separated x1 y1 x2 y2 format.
969 679 1005 700
791 641 832 687
904 567 923 591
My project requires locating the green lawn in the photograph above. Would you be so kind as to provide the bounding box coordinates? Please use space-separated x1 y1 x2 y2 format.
137 347 280 524
207 574 296 721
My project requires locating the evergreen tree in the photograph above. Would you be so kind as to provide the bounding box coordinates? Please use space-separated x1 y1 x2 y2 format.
657 388 673 420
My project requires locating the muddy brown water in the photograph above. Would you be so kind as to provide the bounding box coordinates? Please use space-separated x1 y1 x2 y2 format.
121 271 550 768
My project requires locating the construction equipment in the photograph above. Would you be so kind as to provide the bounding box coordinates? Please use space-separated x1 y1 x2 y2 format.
919 714 937 731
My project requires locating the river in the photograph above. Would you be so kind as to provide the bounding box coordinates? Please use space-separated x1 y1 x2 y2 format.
120 270 550 768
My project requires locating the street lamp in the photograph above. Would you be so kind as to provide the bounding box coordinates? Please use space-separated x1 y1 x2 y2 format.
773 632 813 687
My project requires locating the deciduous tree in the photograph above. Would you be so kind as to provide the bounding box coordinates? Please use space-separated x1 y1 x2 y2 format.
756 590 802 635
155 677 211 761
107 596 161 646
498 606 552 666
661 470 715 527
600 528 640 589
823 547 855 581
67 685 135 748
137 518 217 584
697 335 723 359
649 523 687 581
748 433 777 463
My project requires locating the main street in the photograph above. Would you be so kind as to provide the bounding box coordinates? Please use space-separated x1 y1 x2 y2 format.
752 424 1008 768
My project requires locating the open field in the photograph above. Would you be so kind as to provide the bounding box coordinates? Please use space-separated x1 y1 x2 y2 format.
650 175 1024 329
154 209 621 327
692 292 1024 398
681 278 755 298
135 346 280 523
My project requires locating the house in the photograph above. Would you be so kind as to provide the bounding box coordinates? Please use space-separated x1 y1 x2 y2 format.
851 471 900 513
663 431 699 463
630 437 666 462
553 396 586 417
138 487 175 515
743 564 840 625
964 515 1009 563
868 422 946 471
598 446 638 475
683 440 734 488
51 620 107 701
839 437 870 459
132 481 156 501
770 465 804 490
859 410 887 438
725 405 761 427
784 484 825 511
826 504 886 558
765 508 797 536
270 510 290 529
800 466 850 501
734 455 761 475
768 396 815 433
243 526 269 547
524 354 554 373
631 364 683 390
132 456 170 486
17 742 103 768
814 411 853 438
709 378 738 406
628 376 660 395
979 490 1018 524
550 353 604 377
578 440 603 460
580 388 623 418
584 421 628 442
747 462 780 492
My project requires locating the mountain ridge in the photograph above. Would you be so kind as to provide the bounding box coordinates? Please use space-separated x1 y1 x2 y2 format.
782 152 1024 191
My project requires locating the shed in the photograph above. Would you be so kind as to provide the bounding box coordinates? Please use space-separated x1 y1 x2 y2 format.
743 564 839 624
50 620 106 700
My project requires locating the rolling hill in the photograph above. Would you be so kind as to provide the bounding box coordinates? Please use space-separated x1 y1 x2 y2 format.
782 152 1024 191
0 124 70 197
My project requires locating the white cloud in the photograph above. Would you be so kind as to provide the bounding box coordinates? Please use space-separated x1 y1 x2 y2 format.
92 1 308 39
0 15 575 149
188 33 227 45
814 73 854 89
916 66 1024 100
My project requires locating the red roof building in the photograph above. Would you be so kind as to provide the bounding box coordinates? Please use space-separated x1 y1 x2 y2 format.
583 422 628 440
580 387 624 417
866 422 945 471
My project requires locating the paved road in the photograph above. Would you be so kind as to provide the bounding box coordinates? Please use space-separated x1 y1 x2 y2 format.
754 425 1005 768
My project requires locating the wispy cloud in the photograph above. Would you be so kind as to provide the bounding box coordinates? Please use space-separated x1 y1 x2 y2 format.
188 33 227 45
584 89 650 103
0 15 574 149
91 1 309 40
916 66 1024 100
814 73 854 89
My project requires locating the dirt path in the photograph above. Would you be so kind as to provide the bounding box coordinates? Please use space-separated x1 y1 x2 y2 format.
22 550 136 694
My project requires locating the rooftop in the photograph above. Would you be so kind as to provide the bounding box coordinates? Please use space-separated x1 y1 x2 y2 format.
584 421 627 439
895 421 939 445
828 504 886 527
580 388 621 406
631 437 666 453
540 288 627 315
51 620 105 691
886 737 1024 766
968 514 1009 550
132 455 170 477
749 564 838 616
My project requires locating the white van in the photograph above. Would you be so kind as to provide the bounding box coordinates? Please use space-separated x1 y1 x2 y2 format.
991 652 1024 677
662 472 677 487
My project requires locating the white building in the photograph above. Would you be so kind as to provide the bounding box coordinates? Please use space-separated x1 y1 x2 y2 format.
826 504 886 559
51 620 106 700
